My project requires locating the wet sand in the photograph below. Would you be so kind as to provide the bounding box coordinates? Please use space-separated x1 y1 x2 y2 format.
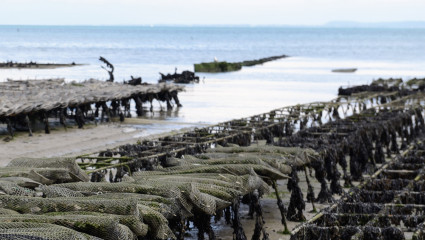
0 119 203 166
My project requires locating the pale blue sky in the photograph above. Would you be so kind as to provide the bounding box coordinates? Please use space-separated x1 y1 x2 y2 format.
1 0 425 26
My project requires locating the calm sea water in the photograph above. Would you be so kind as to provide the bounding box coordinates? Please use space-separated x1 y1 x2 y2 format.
1 26 425 125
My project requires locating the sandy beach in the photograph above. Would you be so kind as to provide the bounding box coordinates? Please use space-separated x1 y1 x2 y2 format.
0 119 203 166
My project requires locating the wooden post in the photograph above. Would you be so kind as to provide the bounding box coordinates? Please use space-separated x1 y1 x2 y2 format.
25 115 33 136
304 167 317 213
75 107 85 128
133 95 144 116
42 111 50 134
272 180 290 234
6 117 14 138
172 91 183 107
101 102 111 122
59 108 67 130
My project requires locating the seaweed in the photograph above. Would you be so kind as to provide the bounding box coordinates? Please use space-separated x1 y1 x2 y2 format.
232 199 247 240
287 170 306 221
194 54 287 73
192 211 215 240
271 180 290 234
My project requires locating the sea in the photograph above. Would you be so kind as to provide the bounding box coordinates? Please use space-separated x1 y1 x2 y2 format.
1 26 425 129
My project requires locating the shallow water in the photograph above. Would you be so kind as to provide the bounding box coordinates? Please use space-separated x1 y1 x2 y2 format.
1 26 425 134
171 57 425 124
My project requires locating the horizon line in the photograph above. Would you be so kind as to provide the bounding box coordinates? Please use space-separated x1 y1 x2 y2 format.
0 21 425 28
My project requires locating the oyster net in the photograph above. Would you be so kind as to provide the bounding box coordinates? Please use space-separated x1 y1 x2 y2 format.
0 144 308 239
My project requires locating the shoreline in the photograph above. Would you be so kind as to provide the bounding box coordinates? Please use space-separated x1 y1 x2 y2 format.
0 120 202 166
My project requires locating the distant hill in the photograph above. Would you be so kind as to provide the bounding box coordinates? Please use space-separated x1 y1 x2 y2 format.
324 21 425 28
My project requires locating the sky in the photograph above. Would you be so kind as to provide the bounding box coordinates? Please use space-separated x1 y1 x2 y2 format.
1 0 425 26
